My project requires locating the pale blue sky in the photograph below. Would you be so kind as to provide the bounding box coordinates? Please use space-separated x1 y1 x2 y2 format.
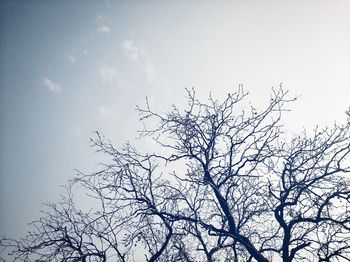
1 0 350 239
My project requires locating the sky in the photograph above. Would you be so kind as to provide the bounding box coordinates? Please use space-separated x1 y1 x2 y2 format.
1 0 350 240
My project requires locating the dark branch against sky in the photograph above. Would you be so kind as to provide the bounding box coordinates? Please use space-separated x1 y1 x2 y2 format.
0 0 350 254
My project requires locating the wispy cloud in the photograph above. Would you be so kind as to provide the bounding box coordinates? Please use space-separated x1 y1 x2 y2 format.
121 40 168 86
99 64 121 85
66 48 87 64
40 78 62 93
97 105 111 118
67 55 77 63
122 40 141 61
96 16 110 34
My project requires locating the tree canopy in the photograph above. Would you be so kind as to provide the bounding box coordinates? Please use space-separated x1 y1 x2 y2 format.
2 88 350 261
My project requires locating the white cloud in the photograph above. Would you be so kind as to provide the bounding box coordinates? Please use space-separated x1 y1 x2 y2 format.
99 64 121 84
97 105 112 118
68 55 77 63
122 40 141 61
98 24 110 34
122 39 168 86
41 78 62 93
96 16 110 34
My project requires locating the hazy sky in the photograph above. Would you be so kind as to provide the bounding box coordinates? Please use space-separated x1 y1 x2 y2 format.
1 0 350 239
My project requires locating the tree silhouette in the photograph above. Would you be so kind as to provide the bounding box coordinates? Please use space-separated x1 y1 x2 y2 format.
2 88 350 261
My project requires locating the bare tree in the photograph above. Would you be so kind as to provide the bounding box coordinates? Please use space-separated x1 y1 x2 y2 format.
2 88 350 261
